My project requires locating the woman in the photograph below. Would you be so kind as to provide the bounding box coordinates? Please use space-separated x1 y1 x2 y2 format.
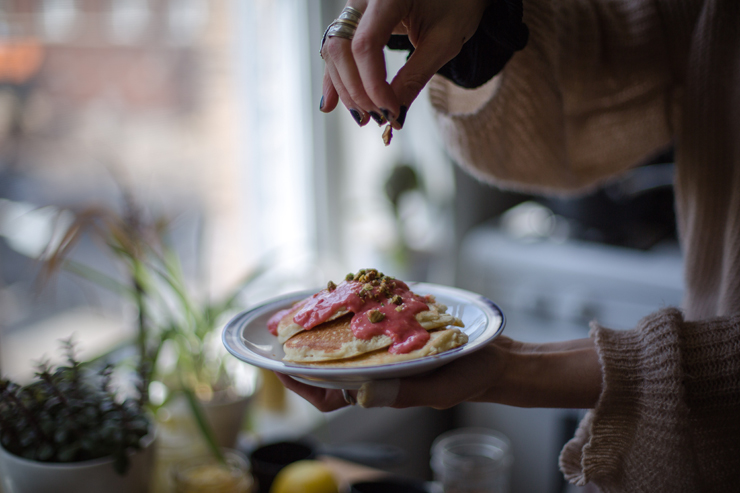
277 0 740 490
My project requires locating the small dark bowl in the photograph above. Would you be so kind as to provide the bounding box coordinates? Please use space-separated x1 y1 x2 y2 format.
350 478 429 493
249 440 316 493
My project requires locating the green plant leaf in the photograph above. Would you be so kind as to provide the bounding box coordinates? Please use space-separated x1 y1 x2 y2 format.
151 263 204 330
181 387 226 465
63 260 135 299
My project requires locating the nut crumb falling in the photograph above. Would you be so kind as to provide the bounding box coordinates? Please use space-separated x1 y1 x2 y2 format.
382 125 393 146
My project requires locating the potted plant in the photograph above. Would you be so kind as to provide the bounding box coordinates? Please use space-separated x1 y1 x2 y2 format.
43 194 262 454
0 339 156 493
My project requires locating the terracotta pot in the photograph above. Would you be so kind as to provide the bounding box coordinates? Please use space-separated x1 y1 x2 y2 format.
0 433 156 493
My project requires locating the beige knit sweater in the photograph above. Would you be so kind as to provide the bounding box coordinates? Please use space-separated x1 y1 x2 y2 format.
428 0 740 491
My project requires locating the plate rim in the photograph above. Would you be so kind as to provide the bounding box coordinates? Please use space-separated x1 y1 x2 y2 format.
222 282 505 386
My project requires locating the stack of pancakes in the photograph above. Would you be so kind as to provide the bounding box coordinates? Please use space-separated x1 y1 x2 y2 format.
271 277 467 368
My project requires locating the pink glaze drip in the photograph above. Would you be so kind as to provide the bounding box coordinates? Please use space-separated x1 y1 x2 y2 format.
292 278 431 354
267 298 308 336
267 307 293 336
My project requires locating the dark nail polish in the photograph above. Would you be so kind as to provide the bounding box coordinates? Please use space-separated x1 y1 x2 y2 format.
350 109 363 126
396 105 408 128
319 95 325 111
370 112 384 125
380 108 394 122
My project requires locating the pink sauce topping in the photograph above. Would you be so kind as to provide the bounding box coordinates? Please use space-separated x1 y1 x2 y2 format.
267 307 293 336
267 299 308 336
291 271 431 354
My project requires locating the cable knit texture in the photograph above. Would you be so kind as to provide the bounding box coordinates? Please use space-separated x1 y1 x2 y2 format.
560 310 740 491
427 0 740 490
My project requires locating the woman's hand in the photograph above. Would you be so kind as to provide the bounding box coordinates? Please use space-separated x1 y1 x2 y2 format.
320 0 490 128
274 336 603 411
274 339 510 412
274 372 355 412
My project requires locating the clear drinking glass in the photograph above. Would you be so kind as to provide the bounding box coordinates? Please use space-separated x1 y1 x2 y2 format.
172 449 254 493
430 428 513 493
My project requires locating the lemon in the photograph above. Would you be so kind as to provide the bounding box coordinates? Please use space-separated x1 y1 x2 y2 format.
269 460 339 493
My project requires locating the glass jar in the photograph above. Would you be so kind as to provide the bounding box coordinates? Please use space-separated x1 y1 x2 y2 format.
430 428 513 493
172 449 254 493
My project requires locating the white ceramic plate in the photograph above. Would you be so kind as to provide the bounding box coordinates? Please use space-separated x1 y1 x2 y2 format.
222 283 505 390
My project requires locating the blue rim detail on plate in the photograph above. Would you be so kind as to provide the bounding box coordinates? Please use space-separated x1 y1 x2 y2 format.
222 283 505 389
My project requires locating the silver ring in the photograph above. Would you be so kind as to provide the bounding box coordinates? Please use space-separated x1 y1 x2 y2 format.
338 6 362 24
320 6 364 59
342 389 356 406
327 20 357 39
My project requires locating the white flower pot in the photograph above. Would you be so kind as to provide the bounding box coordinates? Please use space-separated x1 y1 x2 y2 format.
203 391 254 449
0 433 156 493
150 393 254 493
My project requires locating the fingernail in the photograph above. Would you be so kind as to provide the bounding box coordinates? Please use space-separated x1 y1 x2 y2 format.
380 108 394 122
357 379 400 408
319 95 325 111
370 111 384 125
350 109 363 126
396 105 408 128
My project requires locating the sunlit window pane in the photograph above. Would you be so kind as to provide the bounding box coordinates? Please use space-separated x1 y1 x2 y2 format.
39 0 77 43
109 0 150 45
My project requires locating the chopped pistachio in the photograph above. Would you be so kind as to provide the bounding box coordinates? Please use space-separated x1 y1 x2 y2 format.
348 268 392 284
382 125 393 146
391 294 403 305
368 309 385 323
327 280 337 291
395 305 404 312
361 283 373 292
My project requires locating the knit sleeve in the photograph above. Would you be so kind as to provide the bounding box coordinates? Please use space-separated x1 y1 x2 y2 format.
428 0 677 195
559 308 740 492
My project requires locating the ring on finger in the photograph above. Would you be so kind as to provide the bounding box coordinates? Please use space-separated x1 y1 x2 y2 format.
320 6 364 59
328 20 357 40
342 389 356 406
337 6 362 24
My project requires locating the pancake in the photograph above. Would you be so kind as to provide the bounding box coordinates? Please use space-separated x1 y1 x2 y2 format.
299 328 468 368
282 302 463 363
269 268 467 366
275 303 351 344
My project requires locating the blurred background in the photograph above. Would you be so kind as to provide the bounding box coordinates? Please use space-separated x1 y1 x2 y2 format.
0 1 683 492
